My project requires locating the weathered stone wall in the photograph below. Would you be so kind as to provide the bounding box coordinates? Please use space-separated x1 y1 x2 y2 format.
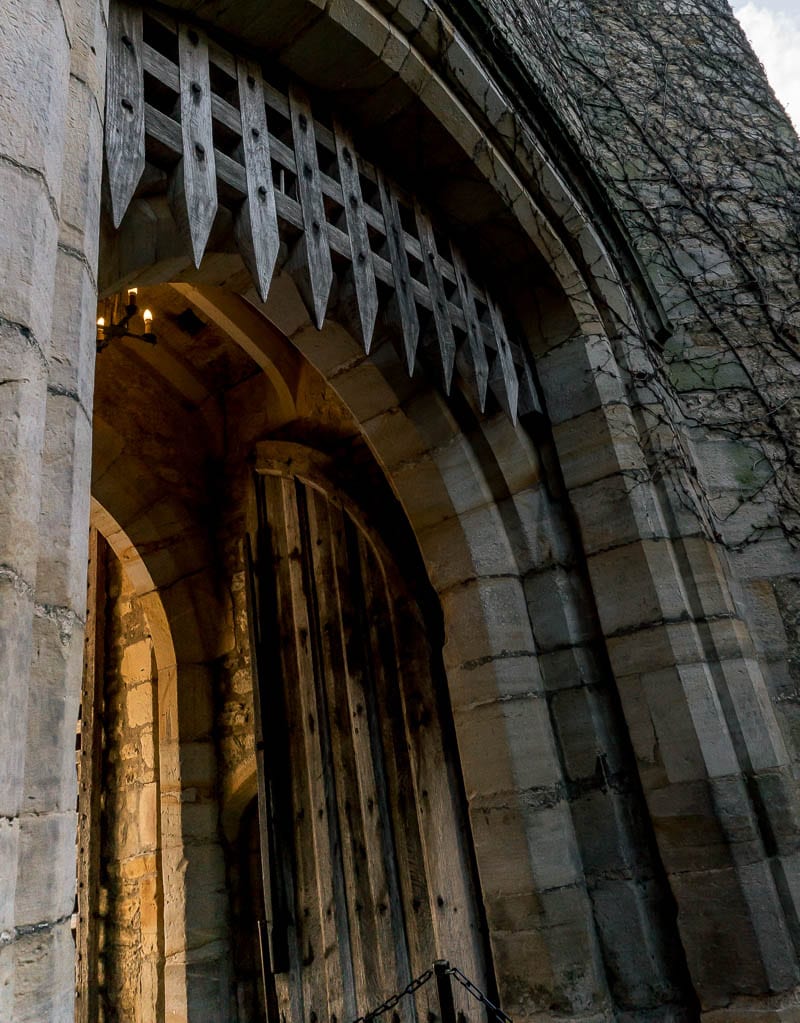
97 552 161 1023
446 0 800 706
0 0 105 1019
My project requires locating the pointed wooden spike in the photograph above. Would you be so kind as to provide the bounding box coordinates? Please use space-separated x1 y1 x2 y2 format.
105 2 145 228
450 244 489 410
414 203 455 393
236 59 280 302
377 171 419 375
333 118 378 352
518 359 543 416
486 295 520 424
175 22 217 267
288 84 333 330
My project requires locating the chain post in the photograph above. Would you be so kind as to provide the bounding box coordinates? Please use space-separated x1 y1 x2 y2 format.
434 960 457 1023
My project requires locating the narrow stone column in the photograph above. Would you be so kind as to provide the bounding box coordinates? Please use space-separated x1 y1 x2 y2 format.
0 0 106 1020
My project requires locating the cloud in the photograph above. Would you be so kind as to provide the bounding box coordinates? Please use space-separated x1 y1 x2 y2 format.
733 2 800 128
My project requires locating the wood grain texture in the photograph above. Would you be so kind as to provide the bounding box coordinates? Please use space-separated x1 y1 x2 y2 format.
288 84 333 330
415 203 456 393
487 294 520 424
334 118 378 351
451 243 489 412
105 2 145 227
378 170 420 374
236 59 280 302
252 463 491 1022
174 23 217 267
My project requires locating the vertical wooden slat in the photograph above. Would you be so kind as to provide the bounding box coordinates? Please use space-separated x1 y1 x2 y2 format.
360 545 436 1023
333 118 378 352
486 295 520 425
451 244 489 412
392 596 485 1022
415 203 456 393
290 481 355 1021
260 476 309 1023
306 491 384 1010
377 170 420 374
236 59 280 302
172 22 217 267
105 1 145 227
348 526 418 1023
288 85 333 329
244 528 288 1015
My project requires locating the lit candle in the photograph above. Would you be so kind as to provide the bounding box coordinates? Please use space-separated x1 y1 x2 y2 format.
143 308 154 335
127 287 138 307
96 316 105 340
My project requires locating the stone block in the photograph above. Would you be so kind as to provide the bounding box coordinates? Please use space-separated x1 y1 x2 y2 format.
445 651 543 713
0 0 70 193
15 812 77 926
0 161 59 345
432 432 496 518
552 404 645 491
642 662 738 782
522 800 584 892
739 579 790 659
58 77 103 266
716 656 789 771
34 390 93 609
0 327 48 579
0 818 19 935
537 644 605 693
490 928 555 1016
362 401 441 474
417 502 518 592
680 537 737 619
23 610 84 812
122 639 154 687
590 876 685 1008
48 246 99 415
168 664 215 742
0 942 13 1022
668 866 769 1007
587 540 685 637
470 800 539 899
478 412 543 494
501 484 573 574
392 455 456 533
537 333 620 425
535 884 609 1015
178 740 218 792
606 621 702 678
570 471 666 555
549 685 627 781
0 576 35 818
138 782 159 850
454 693 562 797
328 350 403 423
12 921 75 1023
647 779 732 874
441 576 534 671
524 565 597 651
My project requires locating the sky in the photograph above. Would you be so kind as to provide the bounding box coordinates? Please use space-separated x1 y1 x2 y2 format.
732 0 800 128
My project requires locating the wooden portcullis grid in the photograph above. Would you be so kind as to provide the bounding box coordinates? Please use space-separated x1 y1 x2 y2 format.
105 1 540 422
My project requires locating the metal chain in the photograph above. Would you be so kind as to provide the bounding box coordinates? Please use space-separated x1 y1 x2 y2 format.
446 965 514 1023
350 967 434 1023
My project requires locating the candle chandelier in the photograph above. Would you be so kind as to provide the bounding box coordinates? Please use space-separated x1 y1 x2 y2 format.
96 289 157 351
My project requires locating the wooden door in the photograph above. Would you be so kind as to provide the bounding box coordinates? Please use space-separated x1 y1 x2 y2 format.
246 455 490 1023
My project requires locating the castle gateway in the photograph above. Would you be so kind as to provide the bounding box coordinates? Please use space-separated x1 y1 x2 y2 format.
1 1 799 1021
